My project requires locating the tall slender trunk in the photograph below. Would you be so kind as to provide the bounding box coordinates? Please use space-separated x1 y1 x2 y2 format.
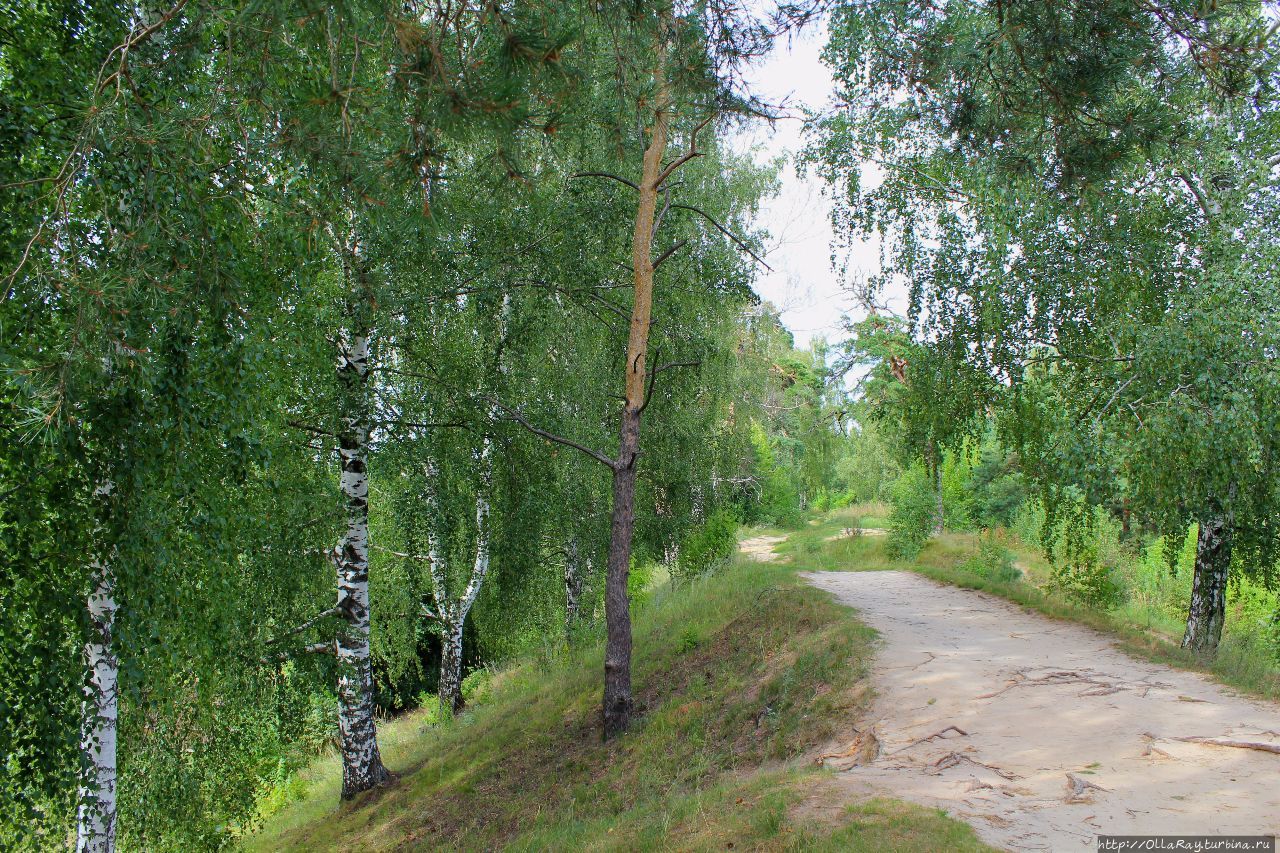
427 435 494 717
1182 516 1231 653
602 50 670 740
564 537 585 637
926 441 943 536
76 509 118 853
334 318 388 799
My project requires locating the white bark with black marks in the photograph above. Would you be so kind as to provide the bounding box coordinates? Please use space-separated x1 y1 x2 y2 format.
1182 516 1231 653
424 435 494 717
564 537 586 637
334 328 388 798
76 519 118 853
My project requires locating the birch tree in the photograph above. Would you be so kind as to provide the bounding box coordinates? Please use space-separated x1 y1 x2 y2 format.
814 0 1280 652
331 234 390 796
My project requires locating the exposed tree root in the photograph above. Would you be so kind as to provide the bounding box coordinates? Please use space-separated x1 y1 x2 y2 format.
1170 737 1280 755
928 751 1019 780
893 724 968 755
1064 773 1109 803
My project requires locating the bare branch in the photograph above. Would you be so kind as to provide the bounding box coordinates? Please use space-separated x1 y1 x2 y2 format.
638 350 661 415
1176 171 1220 219
486 397 618 470
373 544 432 562
652 359 701 376
654 116 713 189
286 420 336 438
570 172 639 191
95 0 191 95
265 606 341 646
653 239 688 270
259 640 336 664
670 204 772 271
639 359 701 415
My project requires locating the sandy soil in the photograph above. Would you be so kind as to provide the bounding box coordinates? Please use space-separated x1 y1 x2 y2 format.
739 534 787 562
825 527 888 540
803 570 1280 851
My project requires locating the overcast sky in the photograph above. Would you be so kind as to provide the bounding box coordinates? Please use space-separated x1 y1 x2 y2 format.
730 21 887 352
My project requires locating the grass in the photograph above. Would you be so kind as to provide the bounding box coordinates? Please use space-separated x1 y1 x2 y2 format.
801 504 1280 702
248 541 991 852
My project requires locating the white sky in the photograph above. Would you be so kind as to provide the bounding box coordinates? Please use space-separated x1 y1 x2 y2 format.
731 21 892 352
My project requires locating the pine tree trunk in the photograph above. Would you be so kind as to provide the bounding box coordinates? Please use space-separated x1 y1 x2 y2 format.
76 545 118 853
334 325 388 799
603 422 640 738
602 51 670 739
1181 516 1231 654
564 537 585 637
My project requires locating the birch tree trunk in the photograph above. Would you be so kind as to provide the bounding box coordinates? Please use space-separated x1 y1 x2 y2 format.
564 537 585 637
602 39 670 740
437 616 466 717
76 505 118 853
333 297 388 799
925 441 943 536
1181 516 1231 653
426 435 494 717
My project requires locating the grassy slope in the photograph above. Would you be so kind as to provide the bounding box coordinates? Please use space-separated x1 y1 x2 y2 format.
249 548 990 852
789 504 1280 702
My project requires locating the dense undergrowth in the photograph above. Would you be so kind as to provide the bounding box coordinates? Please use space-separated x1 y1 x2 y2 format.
249 545 989 852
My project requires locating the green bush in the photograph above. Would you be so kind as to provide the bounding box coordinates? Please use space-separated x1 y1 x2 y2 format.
1042 502 1126 610
461 669 494 707
628 559 656 602
749 423 804 527
958 533 1020 582
678 508 738 580
940 452 973 531
886 468 938 560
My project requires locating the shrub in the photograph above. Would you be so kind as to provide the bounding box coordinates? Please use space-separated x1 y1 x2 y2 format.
678 508 738 580
461 669 494 707
886 468 938 560
958 533 1021 583
628 559 656 603
940 452 973 531
1047 558 1122 609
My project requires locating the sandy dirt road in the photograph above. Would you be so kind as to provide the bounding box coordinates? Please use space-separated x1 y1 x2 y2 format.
739 534 787 561
803 570 1280 851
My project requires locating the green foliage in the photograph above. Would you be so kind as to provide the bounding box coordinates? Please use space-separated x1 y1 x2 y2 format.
836 421 901 504
958 534 1021 584
460 669 494 707
1038 499 1126 610
885 468 938 560
815 0 1280 653
964 445 1027 529
678 509 739 580
748 421 804 526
